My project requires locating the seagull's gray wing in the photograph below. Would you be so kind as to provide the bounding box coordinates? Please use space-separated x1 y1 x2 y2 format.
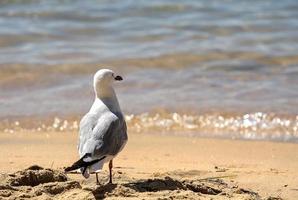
78 113 98 157
79 112 127 160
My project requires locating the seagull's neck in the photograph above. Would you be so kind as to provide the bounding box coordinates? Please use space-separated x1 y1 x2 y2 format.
93 85 121 114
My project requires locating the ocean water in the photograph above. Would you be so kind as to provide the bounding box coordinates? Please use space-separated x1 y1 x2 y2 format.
0 0 298 141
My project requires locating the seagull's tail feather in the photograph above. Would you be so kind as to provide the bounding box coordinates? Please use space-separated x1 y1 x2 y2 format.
64 153 106 175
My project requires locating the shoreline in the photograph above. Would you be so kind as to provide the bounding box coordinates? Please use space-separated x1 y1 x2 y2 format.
1 110 298 143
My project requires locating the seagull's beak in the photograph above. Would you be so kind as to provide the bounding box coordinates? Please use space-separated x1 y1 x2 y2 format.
114 75 123 81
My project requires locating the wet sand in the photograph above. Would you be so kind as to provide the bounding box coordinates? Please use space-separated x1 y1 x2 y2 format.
0 131 297 199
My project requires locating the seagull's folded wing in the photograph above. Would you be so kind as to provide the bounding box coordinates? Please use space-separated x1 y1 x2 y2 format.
79 113 127 160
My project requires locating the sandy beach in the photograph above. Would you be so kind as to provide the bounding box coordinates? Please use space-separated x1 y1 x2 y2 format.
0 131 297 199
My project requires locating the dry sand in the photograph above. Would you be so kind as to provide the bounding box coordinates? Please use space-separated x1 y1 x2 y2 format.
0 131 297 199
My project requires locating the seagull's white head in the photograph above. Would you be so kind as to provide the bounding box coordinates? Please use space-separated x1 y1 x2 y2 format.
93 69 123 98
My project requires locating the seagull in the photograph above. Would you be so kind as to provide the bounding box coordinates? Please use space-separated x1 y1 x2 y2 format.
65 69 128 184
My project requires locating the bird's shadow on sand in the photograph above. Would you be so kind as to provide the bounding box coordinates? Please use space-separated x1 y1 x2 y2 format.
91 178 184 200
123 176 185 192
91 176 225 199
92 183 117 200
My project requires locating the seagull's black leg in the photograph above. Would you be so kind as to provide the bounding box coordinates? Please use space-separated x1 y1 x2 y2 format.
108 160 113 184
96 172 99 185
